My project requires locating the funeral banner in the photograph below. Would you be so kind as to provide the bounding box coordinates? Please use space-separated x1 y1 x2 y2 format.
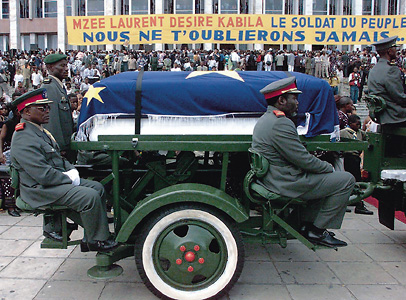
66 14 406 46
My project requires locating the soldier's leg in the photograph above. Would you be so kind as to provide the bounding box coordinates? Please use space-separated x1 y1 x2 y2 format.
300 171 355 229
54 183 110 242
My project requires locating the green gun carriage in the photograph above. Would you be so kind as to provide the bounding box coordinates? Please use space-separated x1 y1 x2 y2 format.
13 71 403 299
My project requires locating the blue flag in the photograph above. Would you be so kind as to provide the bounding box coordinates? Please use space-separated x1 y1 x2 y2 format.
78 71 338 138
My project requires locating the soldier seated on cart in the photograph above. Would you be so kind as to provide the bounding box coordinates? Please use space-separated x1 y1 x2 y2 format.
10 88 118 252
252 77 355 248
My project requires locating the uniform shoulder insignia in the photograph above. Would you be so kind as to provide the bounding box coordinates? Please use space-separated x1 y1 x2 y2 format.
43 78 52 84
273 110 285 117
387 61 396 66
15 123 25 131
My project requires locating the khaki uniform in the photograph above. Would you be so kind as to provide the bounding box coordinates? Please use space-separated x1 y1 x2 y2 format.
252 106 355 229
10 121 109 241
368 58 406 125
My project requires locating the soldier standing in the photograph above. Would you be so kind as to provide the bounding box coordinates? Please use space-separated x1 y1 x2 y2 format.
41 53 75 161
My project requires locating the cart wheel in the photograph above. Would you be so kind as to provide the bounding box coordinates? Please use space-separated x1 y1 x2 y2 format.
135 204 244 300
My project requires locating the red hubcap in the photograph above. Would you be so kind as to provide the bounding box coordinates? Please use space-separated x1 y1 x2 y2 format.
184 251 196 262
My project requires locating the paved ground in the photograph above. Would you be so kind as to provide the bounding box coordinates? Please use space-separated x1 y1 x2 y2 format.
1 203 406 300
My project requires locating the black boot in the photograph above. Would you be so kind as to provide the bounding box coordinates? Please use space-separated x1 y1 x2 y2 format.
354 201 373 215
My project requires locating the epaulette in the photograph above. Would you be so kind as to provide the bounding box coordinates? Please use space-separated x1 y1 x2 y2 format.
15 123 25 131
273 110 285 117
43 78 52 84
388 61 397 66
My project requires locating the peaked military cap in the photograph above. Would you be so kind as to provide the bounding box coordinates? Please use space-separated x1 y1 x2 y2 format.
372 36 398 51
260 77 302 100
43 53 67 64
12 88 53 112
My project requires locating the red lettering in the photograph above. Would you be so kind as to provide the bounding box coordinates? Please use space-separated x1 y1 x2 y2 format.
118 18 125 28
150 16 156 27
83 18 89 29
110 18 117 28
158 16 164 26
227 18 234 27
207 16 212 27
186 16 192 27
142 17 148 27
170 17 176 27
178 17 184 27
236 17 242 27
256 17 263 27
134 17 140 28
99 18 105 29
73 19 81 29
198 16 204 26
218 17 225 27
90 18 97 29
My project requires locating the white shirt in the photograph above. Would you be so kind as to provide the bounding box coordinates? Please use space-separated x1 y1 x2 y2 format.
31 72 43 86
14 74 24 88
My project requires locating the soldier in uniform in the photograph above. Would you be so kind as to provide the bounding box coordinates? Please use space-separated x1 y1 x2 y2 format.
252 77 355 247
41 53 75 161
10 88 117 252
368 36 406 125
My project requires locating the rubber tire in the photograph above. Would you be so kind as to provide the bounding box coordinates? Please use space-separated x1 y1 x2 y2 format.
135 204 244 300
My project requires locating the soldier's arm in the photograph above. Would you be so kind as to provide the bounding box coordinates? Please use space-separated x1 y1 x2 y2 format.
12 134 72 186
272 118 334 174
386 66 406 107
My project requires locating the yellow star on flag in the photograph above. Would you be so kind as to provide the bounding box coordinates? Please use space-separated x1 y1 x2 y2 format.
84 86 106 106
185 71 245 82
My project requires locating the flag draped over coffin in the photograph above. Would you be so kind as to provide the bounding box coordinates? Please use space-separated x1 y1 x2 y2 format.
77 71 338 139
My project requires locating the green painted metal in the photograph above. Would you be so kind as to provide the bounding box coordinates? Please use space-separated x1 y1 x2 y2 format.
110 150 122 232
153 220 227 289
116 183 249 243
220 152 229 191
87 264 123 279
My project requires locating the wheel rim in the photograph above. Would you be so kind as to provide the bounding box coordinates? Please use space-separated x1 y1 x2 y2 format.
153 219 228 290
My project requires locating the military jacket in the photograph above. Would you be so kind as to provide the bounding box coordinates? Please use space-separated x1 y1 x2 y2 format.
10 121 75 208
42 75 74 151
252 106 333 198
368 58 406 124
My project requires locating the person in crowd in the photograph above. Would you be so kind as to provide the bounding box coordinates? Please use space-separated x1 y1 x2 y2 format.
80 77 90 93
337 96 353 129
31 67 43 90
340 114 373 215
22 62 31 90
329 71 340 95
0 69 8 97
264 51 273 71
0 102 21 217
15 81 27 95
10 88 117 252
349 67 361 104
252 77 355 247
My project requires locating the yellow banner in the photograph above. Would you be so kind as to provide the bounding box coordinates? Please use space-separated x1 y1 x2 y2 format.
66 14 406 45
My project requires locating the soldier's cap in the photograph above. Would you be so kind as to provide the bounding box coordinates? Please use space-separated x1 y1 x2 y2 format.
43 53 67 64
260 77 302 100
372 36 399 51
12 88 53 112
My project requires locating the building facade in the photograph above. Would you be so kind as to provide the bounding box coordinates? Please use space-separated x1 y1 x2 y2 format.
0 0 405 52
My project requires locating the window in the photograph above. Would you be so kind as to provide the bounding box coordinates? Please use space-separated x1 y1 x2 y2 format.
132 0 149 14
285 0 293 14
44 0 57 18
20 0 29 18
298 0 303 15
240 0 248 14
2 0 9 19
374 0 381 15
35 0 42 18
78 0 85 16
265 0 283 14
313 0 327 15
66 0 72 16
329 0 338 15
87 0 104 16
220 0 238 14
388 0 397 15
363 0 372 15
343 0 352 15
164 0 174 14
196 0 203 13
176 0 193 14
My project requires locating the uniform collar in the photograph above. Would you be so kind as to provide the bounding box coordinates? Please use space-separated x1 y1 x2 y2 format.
48 75 64 89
